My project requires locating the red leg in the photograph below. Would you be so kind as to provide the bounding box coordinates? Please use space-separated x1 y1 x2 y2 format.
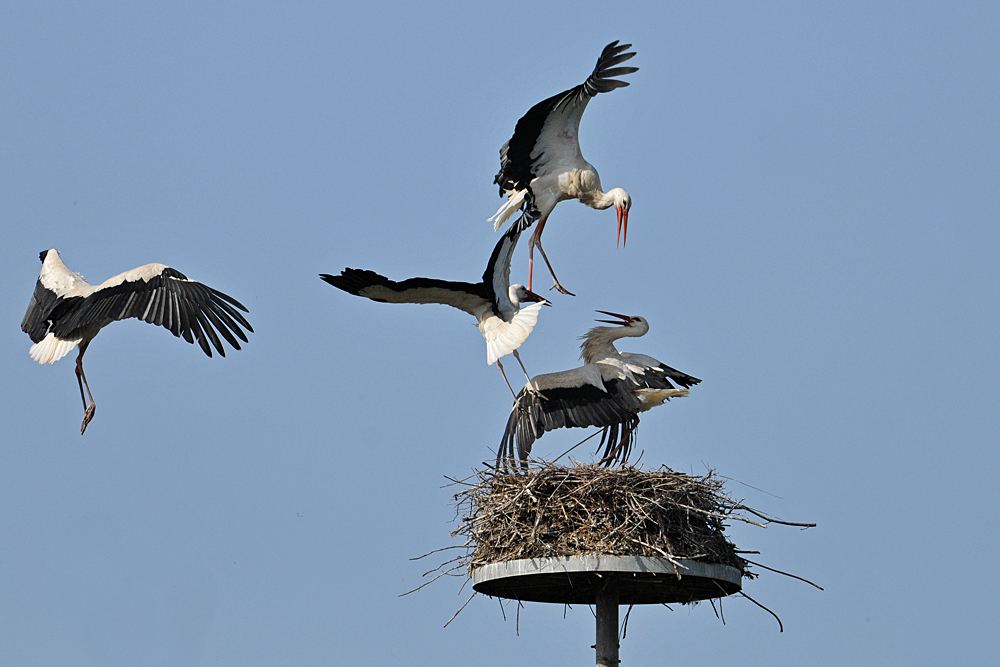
527 217 548 292
496 360 517 399
75 340 96 435
528 216 574 296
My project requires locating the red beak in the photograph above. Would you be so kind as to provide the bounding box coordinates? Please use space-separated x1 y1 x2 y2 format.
595 310 632 325
616 205 629 248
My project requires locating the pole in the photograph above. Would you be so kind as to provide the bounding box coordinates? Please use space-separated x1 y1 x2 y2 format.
595 580 619 667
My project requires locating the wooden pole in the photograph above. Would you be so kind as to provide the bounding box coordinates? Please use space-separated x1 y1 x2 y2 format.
595 580 619 667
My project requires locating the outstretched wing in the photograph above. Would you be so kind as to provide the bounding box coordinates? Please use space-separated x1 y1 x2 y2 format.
49 265 252 357
321 268 489 318
498 369 639 467
619 352 702 389
494 40 638 196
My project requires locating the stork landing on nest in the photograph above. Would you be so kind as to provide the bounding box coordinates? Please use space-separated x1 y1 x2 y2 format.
490 40 638 295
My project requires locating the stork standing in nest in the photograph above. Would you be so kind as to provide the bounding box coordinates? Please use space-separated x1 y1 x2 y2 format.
490 40 638 296
499 312 700 468
21 249 253 434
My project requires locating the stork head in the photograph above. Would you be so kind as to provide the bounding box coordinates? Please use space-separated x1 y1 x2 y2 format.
39 249 57 262
608 189 631 248
510 284 551 308
595 310 649 337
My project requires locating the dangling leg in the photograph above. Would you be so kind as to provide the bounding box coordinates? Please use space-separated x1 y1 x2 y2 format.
496 359 518 399
75 340 96 435
75 355 89 412
511 349 544 399
529 217 575 296
526 217 545 292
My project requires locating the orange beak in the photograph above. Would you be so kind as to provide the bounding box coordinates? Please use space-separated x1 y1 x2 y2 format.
616 205 629 248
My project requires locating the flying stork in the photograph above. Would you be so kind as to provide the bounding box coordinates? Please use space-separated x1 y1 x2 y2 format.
21 249 253 434
320 218 550 396
498 312 700 469
490 40 638 296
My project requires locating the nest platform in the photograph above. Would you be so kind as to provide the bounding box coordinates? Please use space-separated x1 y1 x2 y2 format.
453 463 751 592
437 463 813 667
472 554 741 605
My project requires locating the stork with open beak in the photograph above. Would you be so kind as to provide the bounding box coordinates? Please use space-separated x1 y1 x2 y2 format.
499 312 699 469
490 40 637 296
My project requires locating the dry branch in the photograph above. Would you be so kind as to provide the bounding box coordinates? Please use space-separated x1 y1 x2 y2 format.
450 463 755 578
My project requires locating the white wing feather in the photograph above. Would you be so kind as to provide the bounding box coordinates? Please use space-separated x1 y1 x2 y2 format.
29 332 82 365
480 301 544 365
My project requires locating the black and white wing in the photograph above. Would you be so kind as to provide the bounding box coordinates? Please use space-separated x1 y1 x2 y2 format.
498 365 639 466
494 41 638 196
47 265 252 357
619 352 702 390
21 279 73 344
482 214 535 317
321 269 490 317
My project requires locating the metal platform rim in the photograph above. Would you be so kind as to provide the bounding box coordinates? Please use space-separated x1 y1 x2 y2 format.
472 555 742 588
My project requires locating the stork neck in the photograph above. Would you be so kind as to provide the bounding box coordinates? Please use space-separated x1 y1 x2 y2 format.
579 327 626 363
579 187 613 210
579 320 649 363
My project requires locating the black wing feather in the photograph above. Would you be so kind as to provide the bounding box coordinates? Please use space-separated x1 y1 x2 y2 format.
635 364 701 390
194 309 224 357
494 40 638 196
45 267 250 357
21 281 82 343
320 269 489 303
498 379 640 467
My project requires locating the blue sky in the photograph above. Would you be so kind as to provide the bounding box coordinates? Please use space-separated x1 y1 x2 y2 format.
1 2 997 665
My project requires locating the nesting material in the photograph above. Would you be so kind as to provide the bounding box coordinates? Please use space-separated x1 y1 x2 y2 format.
452 463 755 578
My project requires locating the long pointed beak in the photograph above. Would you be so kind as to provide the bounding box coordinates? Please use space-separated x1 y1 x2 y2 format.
524 289 552 306
595 310 632 325
616 206 629 248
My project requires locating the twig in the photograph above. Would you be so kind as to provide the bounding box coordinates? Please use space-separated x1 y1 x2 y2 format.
621 604 634 639
399 566 464 596
739 591 783 632
443 592 477 628
553 429 605 464
743 559 824 590
736 505 816 528
410 545 466 561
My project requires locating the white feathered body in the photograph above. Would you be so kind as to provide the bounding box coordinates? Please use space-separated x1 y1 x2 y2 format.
480 300 545 366
29 252 172 365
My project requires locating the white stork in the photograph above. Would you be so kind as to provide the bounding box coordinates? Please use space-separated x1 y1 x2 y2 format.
499 311 700 468
21 249 253 434
490 40 638 296
320 218 550 396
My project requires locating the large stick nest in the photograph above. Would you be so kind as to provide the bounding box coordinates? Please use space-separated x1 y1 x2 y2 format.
452 463 756 578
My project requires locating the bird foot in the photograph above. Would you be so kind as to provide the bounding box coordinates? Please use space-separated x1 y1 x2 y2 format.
525 384 548 401
548 281 576 296
81 404 96 435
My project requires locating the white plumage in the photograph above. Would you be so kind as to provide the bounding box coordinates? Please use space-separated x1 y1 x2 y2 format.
21 249 253 434
491 40 638 295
